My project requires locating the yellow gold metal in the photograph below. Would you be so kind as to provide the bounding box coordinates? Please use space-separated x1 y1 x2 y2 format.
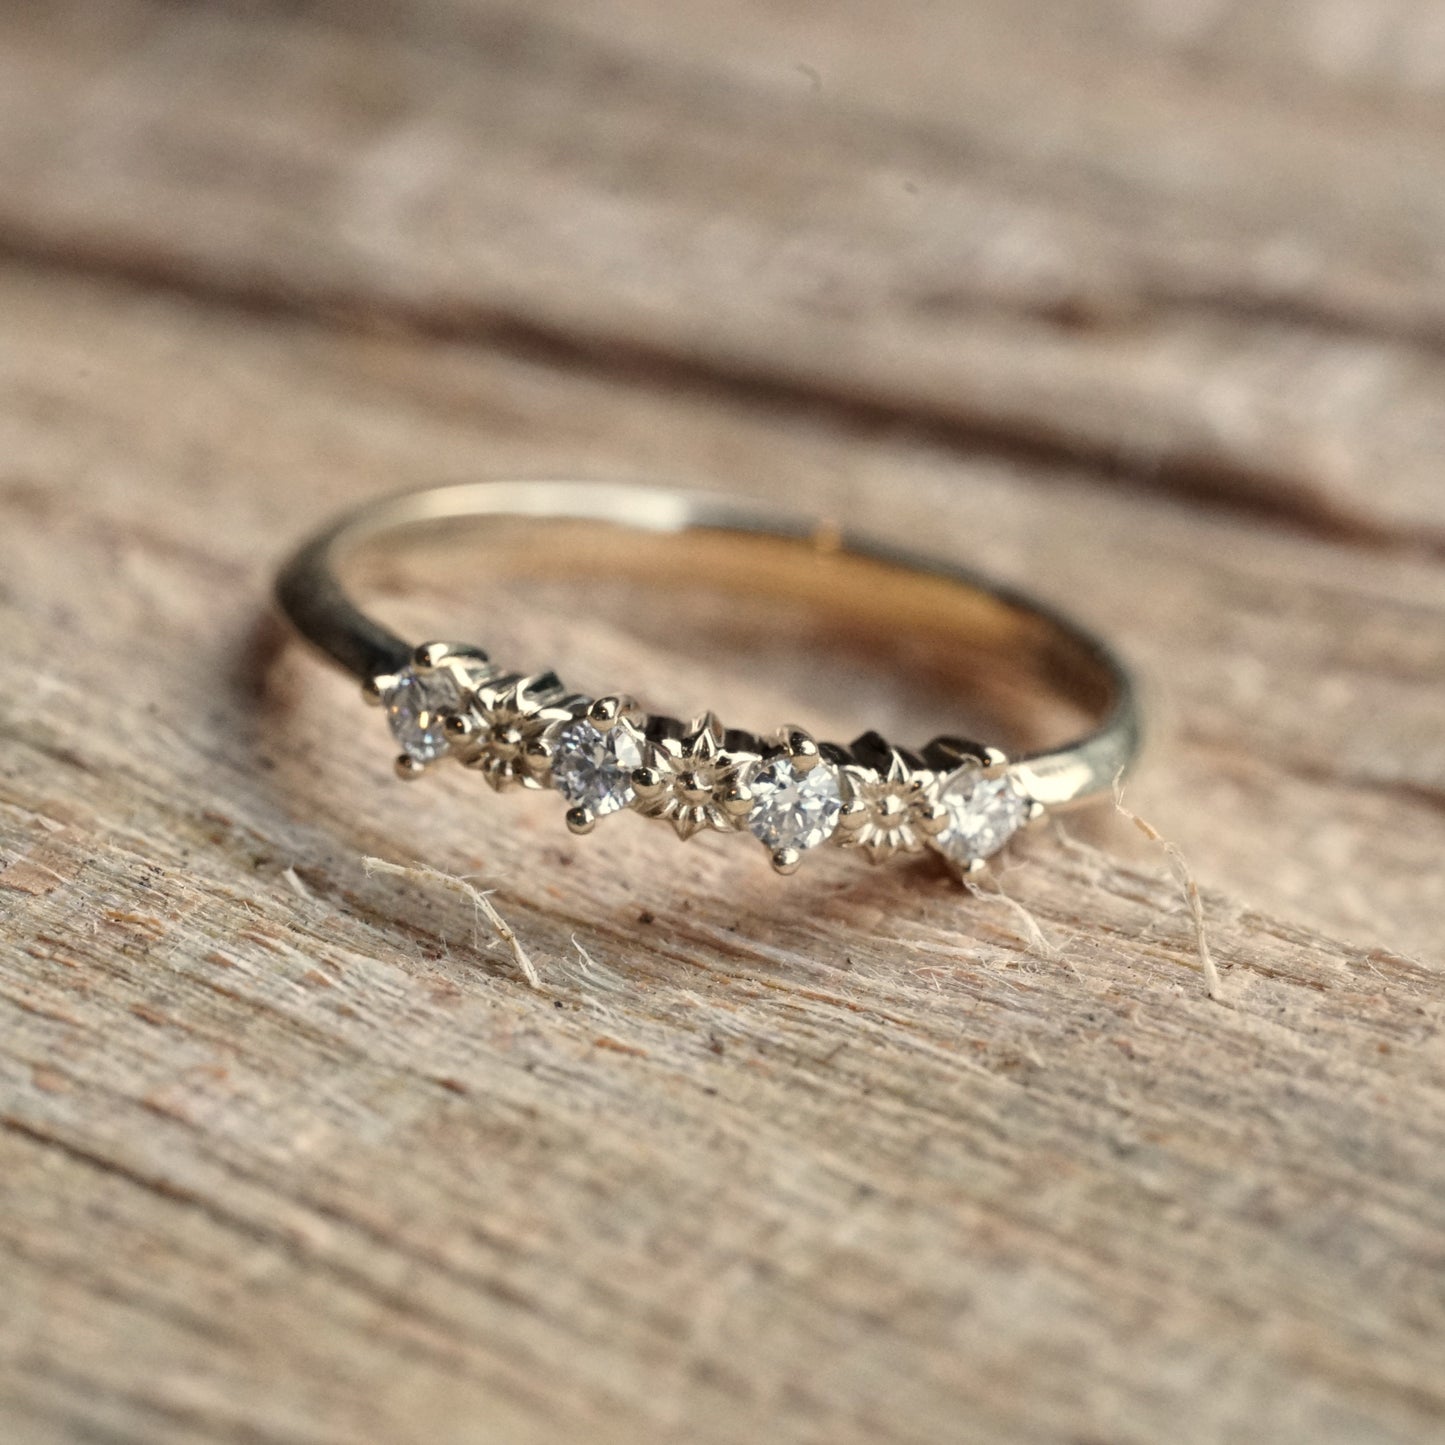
275 480 1142 880
720 785 754 817
917 800 950 838
565 806 597 835
631 767 667 799
782 728 821 773
587 695 633 732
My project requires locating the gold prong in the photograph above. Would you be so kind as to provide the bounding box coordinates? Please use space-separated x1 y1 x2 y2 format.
782 727 820 772
588 695 635 732
962 857 989 876
394 754 427 781
771 847 803 875
363 675 395 705
720 784 753 817
978 746 1011 779
1025 800 1046 824
631 766 666 799
444 712 477 741
412 641 452 672
837 797 871 832
917 799 950 837
566 806 597 836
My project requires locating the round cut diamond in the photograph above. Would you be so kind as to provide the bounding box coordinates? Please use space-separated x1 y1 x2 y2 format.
747 758 844 851
934 770 1029 864
385 668 464 763
551 719 643 816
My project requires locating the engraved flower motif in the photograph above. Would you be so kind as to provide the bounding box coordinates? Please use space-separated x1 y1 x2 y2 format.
459 672 573 792
838 744 945 864
633 711 754 840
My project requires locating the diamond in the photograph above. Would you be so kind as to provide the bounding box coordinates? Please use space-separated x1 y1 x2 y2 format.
384 668 464 763
746 757 844 852
933 770 1029 864
551 718 644 817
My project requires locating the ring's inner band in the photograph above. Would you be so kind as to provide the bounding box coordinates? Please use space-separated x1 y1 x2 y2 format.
278 483 1139 808
354 523 1112 738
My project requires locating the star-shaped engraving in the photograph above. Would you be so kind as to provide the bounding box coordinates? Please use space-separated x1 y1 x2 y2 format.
450 672 573 792
632 711 754 840
838 744 947 864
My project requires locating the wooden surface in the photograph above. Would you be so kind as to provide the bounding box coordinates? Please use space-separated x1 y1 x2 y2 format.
2 4 1443 1442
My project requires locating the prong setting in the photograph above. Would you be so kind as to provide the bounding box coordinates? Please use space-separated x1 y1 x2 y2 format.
375 647 492 765
720 783 753 817
978 747 1012 781
927 757 1033 870
364 645 1039 879
744 740 846 865
548 707 648 824
588 695 637 733
566 806 597 835
630 766 667 800
917 799 950 838
444 712 477 742
771 847 802 876
782 727 821 773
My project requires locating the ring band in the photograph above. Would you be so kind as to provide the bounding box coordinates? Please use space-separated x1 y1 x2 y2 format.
275 481 1141 879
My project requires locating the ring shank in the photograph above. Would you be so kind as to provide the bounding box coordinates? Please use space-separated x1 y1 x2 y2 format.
275 481 1140 809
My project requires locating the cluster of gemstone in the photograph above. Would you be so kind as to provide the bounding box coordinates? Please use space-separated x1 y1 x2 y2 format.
371 642 1040 878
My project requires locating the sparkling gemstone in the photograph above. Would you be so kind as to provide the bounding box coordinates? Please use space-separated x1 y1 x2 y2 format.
934 770 1029 864
746 758 844 851
551 719 643 816
385 668 464 762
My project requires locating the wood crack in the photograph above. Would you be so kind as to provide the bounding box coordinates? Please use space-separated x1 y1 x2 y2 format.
0 238 1427 564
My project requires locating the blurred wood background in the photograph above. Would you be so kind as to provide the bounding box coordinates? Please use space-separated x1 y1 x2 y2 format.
2 3 1443 1442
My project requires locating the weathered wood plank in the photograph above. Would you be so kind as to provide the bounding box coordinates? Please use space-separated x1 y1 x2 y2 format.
421 0 1445 103
3 1 1445 1439
4 1 1445 542
2 261 1441 954
1 262 1443 1444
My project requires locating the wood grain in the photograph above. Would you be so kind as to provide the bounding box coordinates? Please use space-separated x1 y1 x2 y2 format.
1 3 1443 1443
6 0 1445 542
